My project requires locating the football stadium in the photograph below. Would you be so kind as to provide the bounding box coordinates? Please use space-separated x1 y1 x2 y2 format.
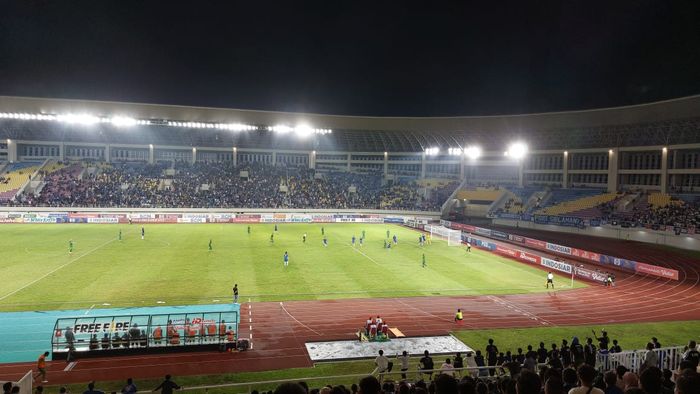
1 4 700 394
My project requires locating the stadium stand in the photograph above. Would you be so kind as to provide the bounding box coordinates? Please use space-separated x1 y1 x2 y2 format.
8 161 453 210
501 186 540 213
455 187 504 204
535 189 609 214
0 162 42 202
539 193 621 218
647 192 678 208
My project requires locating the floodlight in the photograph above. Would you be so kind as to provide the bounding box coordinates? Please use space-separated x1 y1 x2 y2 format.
465 146 482 160
507 142 528 159
425 147 440 155
294 124 314 138
57 114 100 125
270 125 292 133
110 116 137 127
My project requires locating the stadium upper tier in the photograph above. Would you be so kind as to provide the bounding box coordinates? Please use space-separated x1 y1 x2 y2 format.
1 95 700 151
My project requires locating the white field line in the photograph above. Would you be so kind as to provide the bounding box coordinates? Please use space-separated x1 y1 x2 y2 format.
0 237 117 301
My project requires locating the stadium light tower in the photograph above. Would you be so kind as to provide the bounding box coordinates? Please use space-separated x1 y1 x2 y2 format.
506 142 528 159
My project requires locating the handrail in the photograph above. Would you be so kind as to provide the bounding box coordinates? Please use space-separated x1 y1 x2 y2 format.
134 365 513 394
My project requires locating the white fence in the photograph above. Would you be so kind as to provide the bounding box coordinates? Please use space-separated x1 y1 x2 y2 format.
0 370 33 394
596 346 686 373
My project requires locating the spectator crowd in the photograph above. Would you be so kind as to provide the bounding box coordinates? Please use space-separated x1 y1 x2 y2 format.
13 335 699 394
6 161 457 211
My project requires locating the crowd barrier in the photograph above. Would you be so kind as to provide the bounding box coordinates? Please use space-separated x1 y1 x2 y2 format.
127 365 528 394
0 371 32 394
595 346 686 373
441 220 679 281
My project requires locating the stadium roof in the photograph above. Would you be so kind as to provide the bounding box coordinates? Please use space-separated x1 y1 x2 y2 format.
1 95 700 152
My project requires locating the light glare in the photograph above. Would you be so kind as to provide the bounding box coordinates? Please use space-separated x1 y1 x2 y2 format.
507 142 528 159
465 146 482 159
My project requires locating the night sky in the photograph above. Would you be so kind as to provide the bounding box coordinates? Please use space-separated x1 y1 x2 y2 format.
1 1 699 116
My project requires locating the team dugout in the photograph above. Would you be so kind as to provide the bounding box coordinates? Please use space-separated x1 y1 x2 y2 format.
51 310 240 359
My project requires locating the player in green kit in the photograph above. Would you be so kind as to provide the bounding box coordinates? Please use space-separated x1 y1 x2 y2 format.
208 239 213 251
362 230 366 239
386 229 390 239
247 226 251 234
321 227 325 235
270 233 274 243
383 239 387 249
68 240 74 254
118 229 122 241
422 253 426 268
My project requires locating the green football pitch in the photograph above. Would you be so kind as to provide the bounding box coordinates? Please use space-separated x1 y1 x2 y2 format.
0 223 584 311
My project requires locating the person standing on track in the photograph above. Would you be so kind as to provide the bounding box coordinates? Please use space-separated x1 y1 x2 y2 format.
454 309 463 323
546 272 554 289
34 351 49 383
233 284 238 304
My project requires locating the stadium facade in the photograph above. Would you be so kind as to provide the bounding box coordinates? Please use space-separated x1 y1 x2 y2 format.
1 95 699 193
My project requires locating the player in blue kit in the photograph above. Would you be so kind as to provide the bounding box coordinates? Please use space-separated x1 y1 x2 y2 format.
283 251 289 267
352 235 356 247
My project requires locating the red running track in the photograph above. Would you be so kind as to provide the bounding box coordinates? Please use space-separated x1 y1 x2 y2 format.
1 246 698 385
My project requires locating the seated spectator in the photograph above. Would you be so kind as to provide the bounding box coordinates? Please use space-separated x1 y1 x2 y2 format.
433 374 458 394
517 370 541 394
639 367 663 394
358 376 381 394
674 371 700 394
275 383 307 394
569 365 603 394
545 378 564 394
603 371 623 394
622 372 639 392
